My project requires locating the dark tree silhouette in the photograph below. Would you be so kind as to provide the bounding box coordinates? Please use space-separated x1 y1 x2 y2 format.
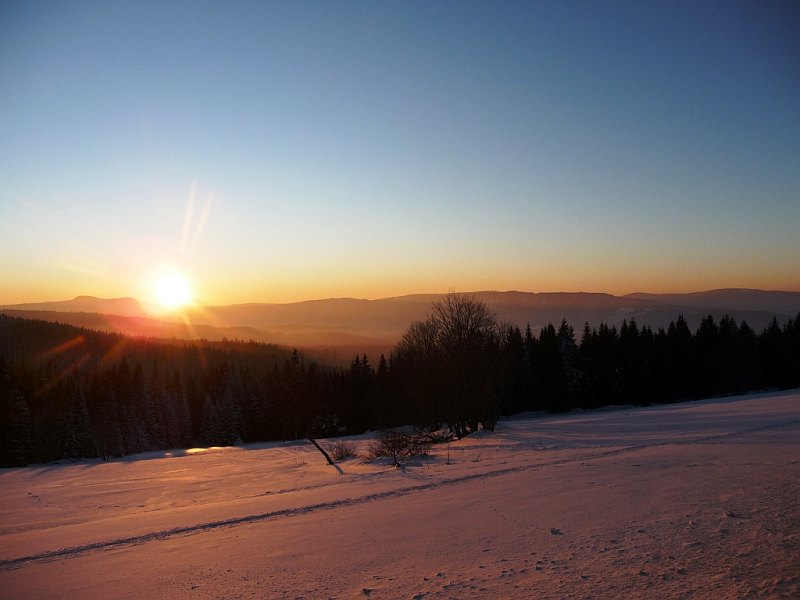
393 293 501 437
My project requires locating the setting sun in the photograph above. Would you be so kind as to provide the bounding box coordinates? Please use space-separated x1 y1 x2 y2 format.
155 273 193 308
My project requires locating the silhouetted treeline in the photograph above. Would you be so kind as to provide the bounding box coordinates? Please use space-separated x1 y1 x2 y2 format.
0 316 338 466
386 296 799 437
1 302 799 467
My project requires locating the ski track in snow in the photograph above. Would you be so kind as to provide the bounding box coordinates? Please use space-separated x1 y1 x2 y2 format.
3 416 797 572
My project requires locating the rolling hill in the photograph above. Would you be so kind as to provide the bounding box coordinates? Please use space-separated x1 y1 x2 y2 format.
3 289 798 356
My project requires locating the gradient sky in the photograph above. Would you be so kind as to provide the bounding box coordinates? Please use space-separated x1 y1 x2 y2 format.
2 0 798 306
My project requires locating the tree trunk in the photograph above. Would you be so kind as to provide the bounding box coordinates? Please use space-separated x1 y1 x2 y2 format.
307 437 334 465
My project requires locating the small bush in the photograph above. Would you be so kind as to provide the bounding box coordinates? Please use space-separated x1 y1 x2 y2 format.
368 429 432 466
330 440 357 462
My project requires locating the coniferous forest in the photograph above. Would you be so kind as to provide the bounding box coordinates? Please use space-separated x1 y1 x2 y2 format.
1 295 799 467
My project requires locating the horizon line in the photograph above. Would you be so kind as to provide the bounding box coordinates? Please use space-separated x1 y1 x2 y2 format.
2 286 799 309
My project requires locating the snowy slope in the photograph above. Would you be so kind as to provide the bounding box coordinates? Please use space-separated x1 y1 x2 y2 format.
1 391 798 599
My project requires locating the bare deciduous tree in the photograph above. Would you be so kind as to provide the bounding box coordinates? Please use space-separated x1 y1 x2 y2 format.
393 293 501 438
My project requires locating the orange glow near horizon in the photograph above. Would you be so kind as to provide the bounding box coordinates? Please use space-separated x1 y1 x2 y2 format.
3 272 800 307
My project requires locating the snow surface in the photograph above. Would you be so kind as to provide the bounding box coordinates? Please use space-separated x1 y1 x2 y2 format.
1 391 799 599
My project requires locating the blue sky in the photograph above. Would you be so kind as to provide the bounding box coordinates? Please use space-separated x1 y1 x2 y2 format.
1 1 798 304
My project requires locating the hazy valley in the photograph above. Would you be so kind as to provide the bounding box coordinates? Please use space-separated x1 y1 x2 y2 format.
3 289 798 363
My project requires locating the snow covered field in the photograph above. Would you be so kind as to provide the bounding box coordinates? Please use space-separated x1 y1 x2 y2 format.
1 391 798 599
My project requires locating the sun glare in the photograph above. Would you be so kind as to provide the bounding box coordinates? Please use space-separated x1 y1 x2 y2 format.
155 273 193 308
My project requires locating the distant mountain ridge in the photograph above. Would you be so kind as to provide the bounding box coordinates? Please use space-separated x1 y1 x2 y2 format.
1 295 148 317
624 289 800 315
2 289 798 354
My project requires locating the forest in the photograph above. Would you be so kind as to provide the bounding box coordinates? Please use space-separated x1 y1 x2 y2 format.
1 294 799 467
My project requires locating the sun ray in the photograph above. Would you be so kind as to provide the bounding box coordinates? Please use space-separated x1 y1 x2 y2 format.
189 191 214 256
180 181 198 256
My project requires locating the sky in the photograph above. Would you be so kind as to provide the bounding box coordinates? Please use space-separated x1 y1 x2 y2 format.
1 0 798 306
